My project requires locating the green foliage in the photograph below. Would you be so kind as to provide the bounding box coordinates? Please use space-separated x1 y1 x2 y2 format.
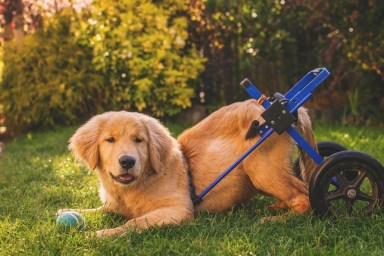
0 12 103 135
188 0 384 123
0 122 383 254
82 0 205 116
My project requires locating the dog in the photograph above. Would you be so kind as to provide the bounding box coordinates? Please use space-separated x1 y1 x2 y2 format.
177 99 318 219
60 111 194 237
59 99 318 236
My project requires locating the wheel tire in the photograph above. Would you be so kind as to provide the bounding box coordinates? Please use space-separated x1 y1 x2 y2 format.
293 141 347 179
309 151 384 217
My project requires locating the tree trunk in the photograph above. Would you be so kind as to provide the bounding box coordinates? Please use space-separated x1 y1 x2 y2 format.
3 21 13 41
13 13 24 45
3 0 24 46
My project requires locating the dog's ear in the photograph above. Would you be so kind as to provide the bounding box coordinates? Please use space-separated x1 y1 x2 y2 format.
141 116 176 174
69 114 106 170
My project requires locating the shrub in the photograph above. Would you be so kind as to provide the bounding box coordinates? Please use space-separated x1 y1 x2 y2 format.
83 0 205 116
0 12 103 135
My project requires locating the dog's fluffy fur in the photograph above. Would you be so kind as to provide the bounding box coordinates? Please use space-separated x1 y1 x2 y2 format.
61 99 318 236
178 99 318 216
65 111 194 236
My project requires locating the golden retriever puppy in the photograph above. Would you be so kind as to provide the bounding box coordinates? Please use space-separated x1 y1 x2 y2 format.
177 99 318 220
61 111 194 237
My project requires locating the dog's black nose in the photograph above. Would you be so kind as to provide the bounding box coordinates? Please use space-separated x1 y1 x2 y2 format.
119 156 136 169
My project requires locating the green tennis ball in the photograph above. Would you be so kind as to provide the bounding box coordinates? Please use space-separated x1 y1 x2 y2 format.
56 211 85 231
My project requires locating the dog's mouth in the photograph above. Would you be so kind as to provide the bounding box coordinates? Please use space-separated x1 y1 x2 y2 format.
110 172 137 185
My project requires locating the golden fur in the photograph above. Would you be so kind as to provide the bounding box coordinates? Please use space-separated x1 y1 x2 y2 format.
59 99 318 236
61 111 193 237
177 99 318 216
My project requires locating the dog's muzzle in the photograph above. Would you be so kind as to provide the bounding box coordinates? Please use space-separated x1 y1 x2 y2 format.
110 172 137 185
110 155 137 185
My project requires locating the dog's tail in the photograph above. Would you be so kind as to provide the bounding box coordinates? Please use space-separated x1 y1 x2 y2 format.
296 108 319 185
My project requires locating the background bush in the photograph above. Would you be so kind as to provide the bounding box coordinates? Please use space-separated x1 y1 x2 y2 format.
0 12 103 135
82 0 205 116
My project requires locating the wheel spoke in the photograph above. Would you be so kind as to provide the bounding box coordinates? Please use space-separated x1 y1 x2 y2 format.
344 199 354 215
335 172 349 187
325 189 345 202
352 171 367 188
356 191 375 202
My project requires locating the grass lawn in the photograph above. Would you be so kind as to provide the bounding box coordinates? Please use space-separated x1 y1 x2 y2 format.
0 121 383 255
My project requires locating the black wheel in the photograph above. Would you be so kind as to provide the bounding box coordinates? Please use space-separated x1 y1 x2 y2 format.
309 151 384 217
294 141 347 179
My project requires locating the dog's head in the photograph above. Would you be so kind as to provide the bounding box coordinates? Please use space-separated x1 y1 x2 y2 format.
69 111 176 186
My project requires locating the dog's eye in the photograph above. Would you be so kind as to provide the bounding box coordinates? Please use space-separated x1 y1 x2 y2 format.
135 137 143 143
106 137 115 143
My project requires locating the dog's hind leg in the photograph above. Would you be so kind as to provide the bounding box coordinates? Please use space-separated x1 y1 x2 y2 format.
242 144 311 217
267 200 287 211
245 164 310 216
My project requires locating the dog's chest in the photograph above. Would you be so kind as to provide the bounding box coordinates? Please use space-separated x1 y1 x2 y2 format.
111 191 150 218
99 186 133 218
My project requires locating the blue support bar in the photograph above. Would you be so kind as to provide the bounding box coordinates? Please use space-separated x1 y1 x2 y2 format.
241 68 330 167
284 70 318 100
241 78 271 109
287 127 323 164
285 69 330 112
195 128 274 202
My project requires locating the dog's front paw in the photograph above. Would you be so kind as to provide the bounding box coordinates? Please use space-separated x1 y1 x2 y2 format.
95 227 127 237
95 229 117 238
95 230 107 238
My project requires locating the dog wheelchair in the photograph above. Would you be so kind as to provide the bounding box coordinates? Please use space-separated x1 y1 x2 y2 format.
192 67 384 217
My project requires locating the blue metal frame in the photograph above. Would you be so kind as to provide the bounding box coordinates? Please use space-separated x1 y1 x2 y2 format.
193 67 330 204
